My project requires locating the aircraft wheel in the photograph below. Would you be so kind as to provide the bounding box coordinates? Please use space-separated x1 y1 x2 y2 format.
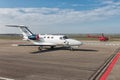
38 46 42 51
51 46 55 49
69 46 73 51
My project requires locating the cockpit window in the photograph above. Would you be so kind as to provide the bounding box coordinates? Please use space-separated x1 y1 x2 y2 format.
60 37 63 40
60 36 68 40
63 36 68 39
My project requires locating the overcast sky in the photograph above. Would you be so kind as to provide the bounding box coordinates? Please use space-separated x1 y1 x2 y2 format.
0 0 120 34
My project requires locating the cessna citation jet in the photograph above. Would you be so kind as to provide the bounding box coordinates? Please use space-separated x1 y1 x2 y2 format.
6 25 83 50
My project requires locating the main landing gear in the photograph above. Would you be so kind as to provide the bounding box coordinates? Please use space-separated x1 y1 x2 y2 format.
50 46 55 49
38 46 42 51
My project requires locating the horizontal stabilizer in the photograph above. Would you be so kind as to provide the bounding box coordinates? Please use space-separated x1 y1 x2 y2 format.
6 25 34 40
6 25 27 28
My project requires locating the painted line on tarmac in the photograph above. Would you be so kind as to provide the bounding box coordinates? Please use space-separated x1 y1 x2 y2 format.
0 77 14 80
99 52 120 80
84 42 120 46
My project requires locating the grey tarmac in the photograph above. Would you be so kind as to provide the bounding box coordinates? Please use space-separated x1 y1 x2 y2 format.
0 40 119 80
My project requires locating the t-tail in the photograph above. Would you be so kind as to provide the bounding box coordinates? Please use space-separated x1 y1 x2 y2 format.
6 25 39 40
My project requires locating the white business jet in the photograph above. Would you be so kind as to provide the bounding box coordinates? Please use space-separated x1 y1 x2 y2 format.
6 25 83 50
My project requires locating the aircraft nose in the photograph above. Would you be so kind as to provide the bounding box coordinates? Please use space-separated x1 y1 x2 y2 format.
75 40 83 45
77 41 83 45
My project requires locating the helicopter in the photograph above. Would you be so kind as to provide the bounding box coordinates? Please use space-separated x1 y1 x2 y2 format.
87 33 109 41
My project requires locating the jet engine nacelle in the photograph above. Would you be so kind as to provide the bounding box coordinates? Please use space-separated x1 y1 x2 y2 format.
28 34 39 40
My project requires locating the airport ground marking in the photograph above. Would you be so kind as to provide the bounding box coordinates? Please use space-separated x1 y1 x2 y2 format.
84 42 120 46
99 52 120 80
0 77 14 80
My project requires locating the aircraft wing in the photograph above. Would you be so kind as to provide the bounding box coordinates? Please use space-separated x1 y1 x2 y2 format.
12 43 56 46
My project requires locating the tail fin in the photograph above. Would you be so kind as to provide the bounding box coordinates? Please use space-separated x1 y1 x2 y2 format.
6 25 34 40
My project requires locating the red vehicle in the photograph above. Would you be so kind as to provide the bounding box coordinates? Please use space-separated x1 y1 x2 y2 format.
87 33 109 41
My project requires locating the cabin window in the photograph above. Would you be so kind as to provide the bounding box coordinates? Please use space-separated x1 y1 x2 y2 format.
47 36 50 38
51 37 53 39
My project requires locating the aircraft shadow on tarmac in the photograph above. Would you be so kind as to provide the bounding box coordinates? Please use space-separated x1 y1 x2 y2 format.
31 47 98 54
64 48 98 52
